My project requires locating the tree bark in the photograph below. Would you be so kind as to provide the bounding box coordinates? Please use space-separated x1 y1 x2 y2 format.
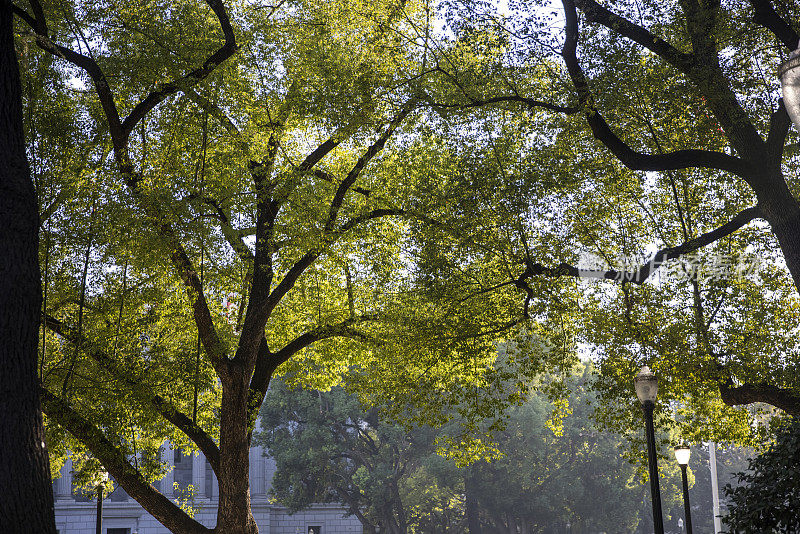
216 366 259 534
0 0 57 531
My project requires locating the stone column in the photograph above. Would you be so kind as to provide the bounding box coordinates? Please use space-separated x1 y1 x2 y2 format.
192 452 207 500
55 457 73 500
249 446 265 498
160 442 174 496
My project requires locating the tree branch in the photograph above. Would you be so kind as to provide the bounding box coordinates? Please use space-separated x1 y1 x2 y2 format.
183 88 249 155
266 102 417 315
767 98 792 168
41 388 211 534
574 0 695 73
120 0 238 139
561 0 753 180
272 315 380 366
429 94 580 114
720 380 800 417
747 0 799 51
324 101 416 233
521 206 762 285
42 313 220 473
188 193 254 264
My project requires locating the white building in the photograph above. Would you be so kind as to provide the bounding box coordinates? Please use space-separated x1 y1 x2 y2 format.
52 443 362 534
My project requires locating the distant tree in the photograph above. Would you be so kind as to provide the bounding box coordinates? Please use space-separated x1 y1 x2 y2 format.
723 420 800 533
467 364 651 534
257 380 441 534
259 362 694 534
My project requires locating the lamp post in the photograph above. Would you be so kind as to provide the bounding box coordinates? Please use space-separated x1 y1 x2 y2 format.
674 444 694 534
778 41 800 132
634 366 664 534
95 470 108 534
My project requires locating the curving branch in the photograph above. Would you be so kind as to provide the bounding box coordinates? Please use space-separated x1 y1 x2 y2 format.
119 0 238 139
272 314 380 365
561 0 754 180
246 316 381 430
41 388 212 534
17 0 237 177
42 313 220 473
720 380 800 417
519 206 762 285
746 0 799 51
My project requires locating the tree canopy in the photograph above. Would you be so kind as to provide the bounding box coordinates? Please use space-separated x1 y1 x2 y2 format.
12 0 800 530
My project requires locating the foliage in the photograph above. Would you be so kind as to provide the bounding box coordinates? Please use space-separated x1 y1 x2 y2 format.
258 361 709 533
257 379 440 533
723 420 800 533
414 0 800 446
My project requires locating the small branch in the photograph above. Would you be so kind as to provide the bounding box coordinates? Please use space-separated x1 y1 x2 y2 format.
428 94 580 115
266 103 417 313
338 208 406 234
312 169 371 198
188 193 254 264
183 89 249 155
324 101 416 233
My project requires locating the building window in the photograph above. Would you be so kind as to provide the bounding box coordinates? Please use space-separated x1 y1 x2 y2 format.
308 526 322 534
107 529 131 534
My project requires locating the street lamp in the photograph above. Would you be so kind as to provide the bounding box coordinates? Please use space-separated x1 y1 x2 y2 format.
778 41 800 132
634 366 664 534
95 470 108 534
674 444 694 534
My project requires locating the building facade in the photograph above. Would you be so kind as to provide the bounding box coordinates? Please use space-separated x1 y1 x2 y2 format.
53 443 362 534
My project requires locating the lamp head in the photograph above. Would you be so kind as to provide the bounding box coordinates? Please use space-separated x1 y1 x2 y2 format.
779 40 800 132
634 366 658 404
674 443 691 466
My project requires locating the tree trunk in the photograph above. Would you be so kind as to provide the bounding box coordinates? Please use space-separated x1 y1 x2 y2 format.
757 173 800 294
0 1 57 531
216 366 259 534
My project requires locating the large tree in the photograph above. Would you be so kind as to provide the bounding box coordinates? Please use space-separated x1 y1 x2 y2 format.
0 0 56 531
408 0 800 441
15 0 545 532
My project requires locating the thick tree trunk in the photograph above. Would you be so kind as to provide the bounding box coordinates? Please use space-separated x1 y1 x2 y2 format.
216 366 259 534
758 176 800 294
0 1 57 531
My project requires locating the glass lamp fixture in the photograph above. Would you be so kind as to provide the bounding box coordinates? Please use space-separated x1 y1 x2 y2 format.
674 444 691 466
779 40 800 132
634 366 658 404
